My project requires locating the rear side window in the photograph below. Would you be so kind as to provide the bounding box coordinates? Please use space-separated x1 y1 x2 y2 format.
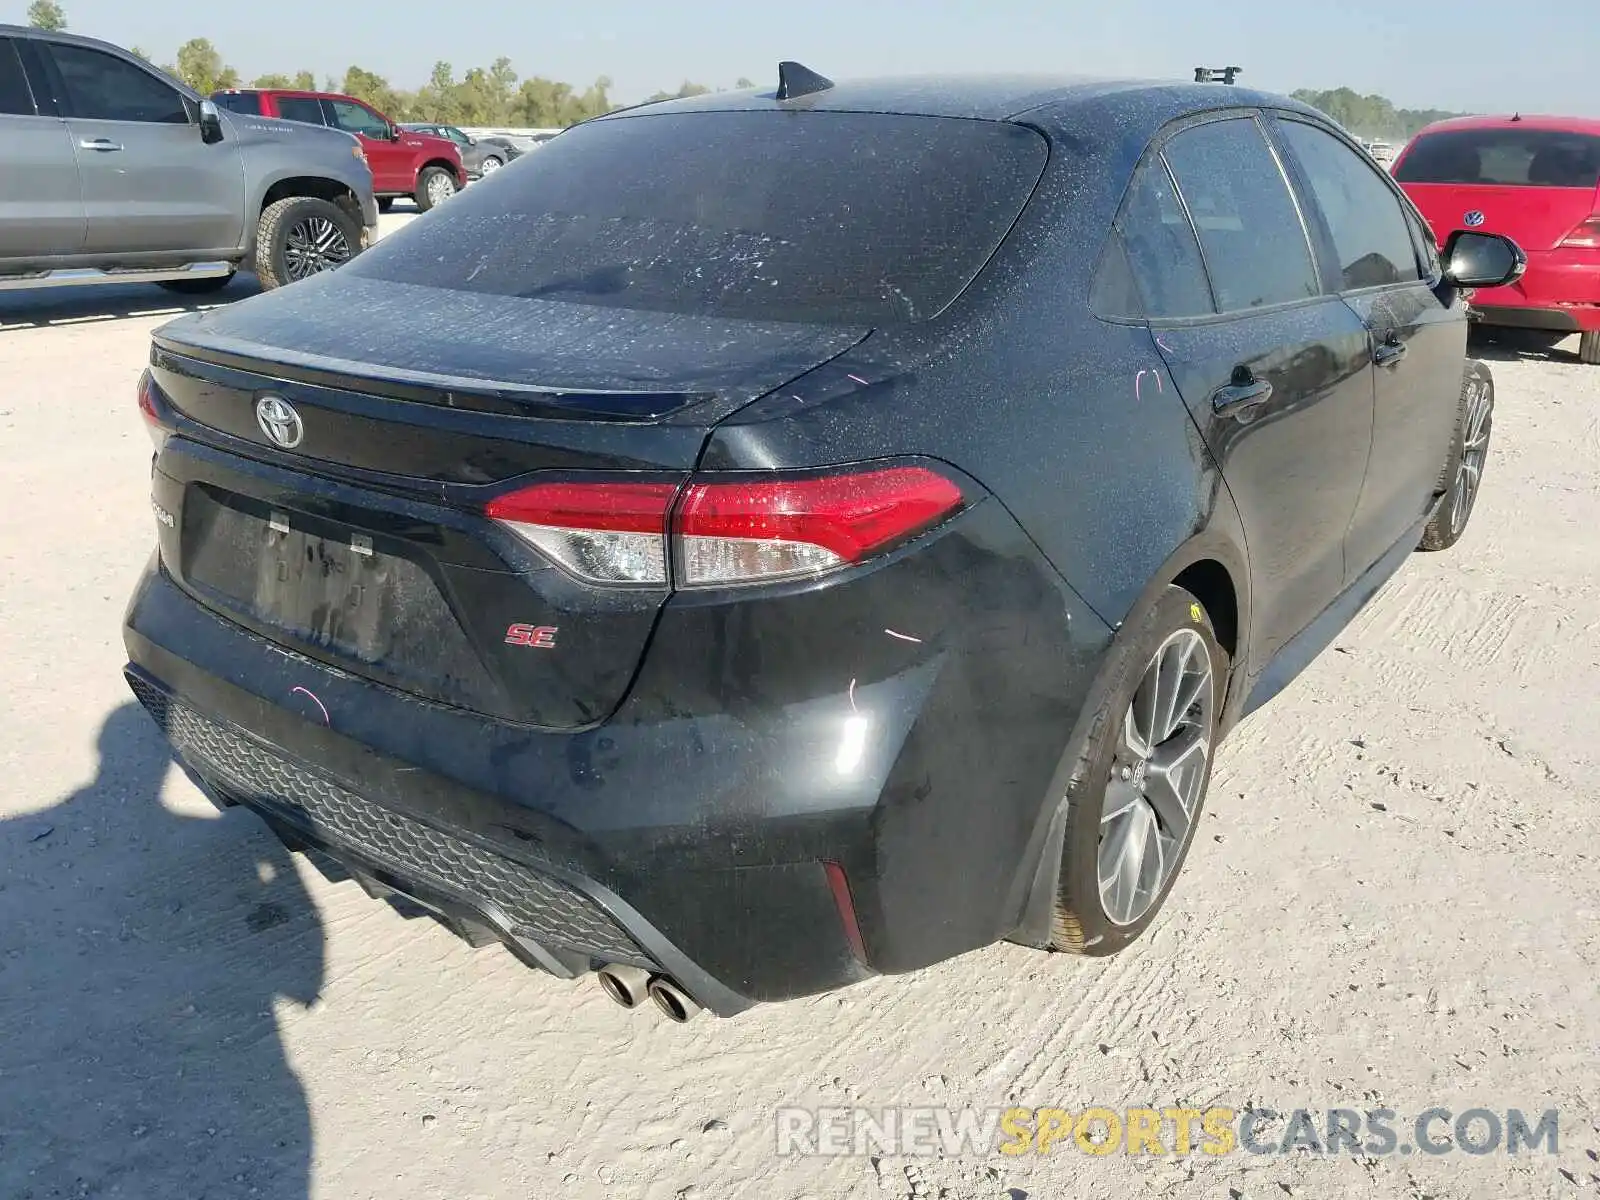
345 110 1049 326
1395 128 1600 188
48 43 187 123
1163 118 1320 312
214 92 261 116
273 96 326 125
1278 120 1421 290
1117 158 1215 318
0 38 35 115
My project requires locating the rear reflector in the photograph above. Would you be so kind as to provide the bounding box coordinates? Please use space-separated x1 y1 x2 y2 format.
674 468 965 587
484 466 963 588
486 480 677 585
1561 216 1600 249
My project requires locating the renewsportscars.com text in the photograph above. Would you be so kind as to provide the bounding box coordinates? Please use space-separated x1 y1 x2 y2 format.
775 1106 1559 1158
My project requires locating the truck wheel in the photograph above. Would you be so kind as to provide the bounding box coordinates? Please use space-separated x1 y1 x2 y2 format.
1051 585 1223 957
1419 360 1493 552
255 196 360 291
158 272 236 295
415 166 457 212
1580 331 1600 365
378 197 395 214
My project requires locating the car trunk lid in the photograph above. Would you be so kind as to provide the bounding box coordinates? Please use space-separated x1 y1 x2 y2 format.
148 286 868 731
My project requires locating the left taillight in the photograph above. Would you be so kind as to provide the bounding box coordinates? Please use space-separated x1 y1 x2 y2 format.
484 465 965 589
137 369 170 452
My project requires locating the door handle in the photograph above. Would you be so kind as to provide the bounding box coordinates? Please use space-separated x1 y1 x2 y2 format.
78 138 124 152
1373 336 1408 368
1211 369 1274 419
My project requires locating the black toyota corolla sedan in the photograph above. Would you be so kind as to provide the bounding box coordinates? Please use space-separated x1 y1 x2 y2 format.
125 65 1522 1020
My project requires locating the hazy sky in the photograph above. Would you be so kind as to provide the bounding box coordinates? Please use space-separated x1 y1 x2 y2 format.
19 0 1597 115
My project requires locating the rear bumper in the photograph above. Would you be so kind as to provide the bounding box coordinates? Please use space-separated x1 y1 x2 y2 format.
1469 248 1600 332
123 493 1114 1011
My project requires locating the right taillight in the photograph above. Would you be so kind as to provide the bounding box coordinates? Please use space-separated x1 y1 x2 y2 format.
1561 216 1600 248
484 465 964 589
673 467 965 588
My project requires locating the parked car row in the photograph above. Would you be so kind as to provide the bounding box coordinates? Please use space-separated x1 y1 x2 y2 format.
0 24 378 294
399 122 523 178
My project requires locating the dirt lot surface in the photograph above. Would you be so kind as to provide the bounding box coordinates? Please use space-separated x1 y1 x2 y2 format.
1 239 1596 1200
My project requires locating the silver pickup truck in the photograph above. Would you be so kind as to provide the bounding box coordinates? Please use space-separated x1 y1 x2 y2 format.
0 25 378 294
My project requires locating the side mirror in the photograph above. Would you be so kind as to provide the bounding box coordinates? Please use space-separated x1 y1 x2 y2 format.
386 123 401 141
198 98 224 145
1441 230 1526 289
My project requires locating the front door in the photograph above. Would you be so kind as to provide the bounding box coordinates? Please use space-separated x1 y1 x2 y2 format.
1270 116 1469 577
41 41 243 254
323 98 407 194
0 36 84 258
1141 115 1377 675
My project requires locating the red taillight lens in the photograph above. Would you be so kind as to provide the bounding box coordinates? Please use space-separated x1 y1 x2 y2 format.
484 466 963 588
137 370 169 451
1561 216 1600 249
485 480 678 585
673 467 964 587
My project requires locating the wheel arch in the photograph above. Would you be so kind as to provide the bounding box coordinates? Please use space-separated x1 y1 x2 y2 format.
250 176 363 254
417 157 461 186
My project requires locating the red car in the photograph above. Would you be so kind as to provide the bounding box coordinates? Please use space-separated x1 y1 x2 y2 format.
213 89 466 213
1395 115 1600 363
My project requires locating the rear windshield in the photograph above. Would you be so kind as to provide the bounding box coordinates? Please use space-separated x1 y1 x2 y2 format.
344 110 1048 325
1396 128 1600 188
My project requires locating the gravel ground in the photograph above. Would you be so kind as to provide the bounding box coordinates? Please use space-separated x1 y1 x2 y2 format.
1 248 1596 1200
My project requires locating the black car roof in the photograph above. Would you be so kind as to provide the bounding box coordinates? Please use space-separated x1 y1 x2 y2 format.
599 72 1324 127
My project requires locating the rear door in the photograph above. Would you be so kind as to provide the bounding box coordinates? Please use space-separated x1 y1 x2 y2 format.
1273 116 1467 577
323 98 407 193
40 40 244 254
1395 126 1600 252
0 35 84 258
1142 115 1376 674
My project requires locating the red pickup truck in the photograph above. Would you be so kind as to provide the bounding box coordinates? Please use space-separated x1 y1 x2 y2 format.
213 89 466 212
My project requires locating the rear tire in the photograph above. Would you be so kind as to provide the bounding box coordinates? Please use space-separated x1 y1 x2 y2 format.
1051 585 1224 957
157 272 236 295
415 166 457 212
1419 360 1494 552
254 196 361 291
1580 331 1600 365
377 196 395 214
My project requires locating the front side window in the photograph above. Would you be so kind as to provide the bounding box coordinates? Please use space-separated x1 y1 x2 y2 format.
274 96 326 125
1162 118 1320 312
48 43 187 123
1278 119 1421 290
327 99 391 140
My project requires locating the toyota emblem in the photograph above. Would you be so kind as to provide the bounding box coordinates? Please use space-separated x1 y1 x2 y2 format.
1463 210 1486 228
255 394 304 448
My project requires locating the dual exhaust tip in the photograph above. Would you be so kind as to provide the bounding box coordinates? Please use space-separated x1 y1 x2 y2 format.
596 963 701 1023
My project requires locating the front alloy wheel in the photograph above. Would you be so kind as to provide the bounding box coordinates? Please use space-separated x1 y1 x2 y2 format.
427 171 457 206
283 216 353 281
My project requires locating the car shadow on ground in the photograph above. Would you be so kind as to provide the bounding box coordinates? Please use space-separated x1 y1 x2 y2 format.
0 701 322 1199
1468 327 1583 366
0 275 263 330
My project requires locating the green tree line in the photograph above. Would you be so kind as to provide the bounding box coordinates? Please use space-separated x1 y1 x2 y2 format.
1289 87 1467 141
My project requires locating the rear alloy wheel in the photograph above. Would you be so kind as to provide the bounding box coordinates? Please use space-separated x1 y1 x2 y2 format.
1581 331 1600 365
254 196 361 291
416 166 457 212
1052 585 1223 955
1419 359 1494 551
479 155 503 175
